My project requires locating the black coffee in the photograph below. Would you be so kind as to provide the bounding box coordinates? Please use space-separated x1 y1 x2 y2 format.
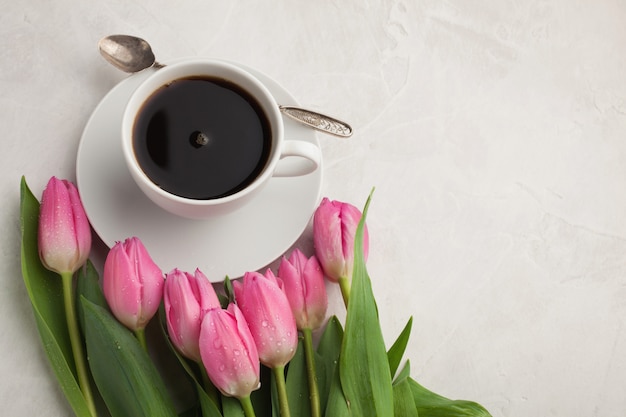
133 76 272 200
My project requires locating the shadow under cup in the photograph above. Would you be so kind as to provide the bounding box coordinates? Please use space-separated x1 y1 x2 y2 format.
121 60 287 219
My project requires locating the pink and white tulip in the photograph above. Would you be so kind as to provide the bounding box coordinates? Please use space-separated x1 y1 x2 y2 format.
164 268 220 362
103 237 164 332
233 270 298 368
278 249 327 331
199 304 260 399
313 197 368 282
38 176 91 275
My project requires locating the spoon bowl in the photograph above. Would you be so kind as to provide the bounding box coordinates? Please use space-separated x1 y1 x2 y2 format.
98 35 159 73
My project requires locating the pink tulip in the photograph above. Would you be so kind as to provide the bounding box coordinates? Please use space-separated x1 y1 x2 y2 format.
37 177 97 416
233 270 298 368
103 237 164 332
199 304 260 398
38 176 91 275
278 249 327 331
313 197 369 282
164 268 220 362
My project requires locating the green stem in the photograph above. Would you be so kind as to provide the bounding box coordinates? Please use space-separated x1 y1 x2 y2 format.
199 362 220 407
239 395 256 417
61 272 97 417
134 328 147 352
273 365 291 417
302 328 321 417
338 276 351 307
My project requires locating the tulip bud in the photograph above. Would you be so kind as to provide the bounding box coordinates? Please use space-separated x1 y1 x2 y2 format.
164 268 220 362
313 197 369 282
103 237 164 331
233 270 298 368
278 249 328 331
199 304 260 399
38 176 91 275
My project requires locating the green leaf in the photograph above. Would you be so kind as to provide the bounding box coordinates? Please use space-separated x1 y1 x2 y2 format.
222 396 244 417
338 190 395 416
317 316 343 356
393 377 419 417
76 259 109 331
223 276 235 306
408 378 492 417
156 307 223 417
285 340 311 417
393 361 412 386
19 176 94 417
178 406 202 417
322 361 350 417
391 362 417 416
388 317 413 381
174 372 222 417
80 296 178 417
316 315 343 414
196 387 223 417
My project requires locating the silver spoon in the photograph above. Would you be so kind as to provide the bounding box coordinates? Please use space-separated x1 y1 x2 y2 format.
98 35 353 138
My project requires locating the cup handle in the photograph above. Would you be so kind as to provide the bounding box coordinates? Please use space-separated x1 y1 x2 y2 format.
272 140 321 177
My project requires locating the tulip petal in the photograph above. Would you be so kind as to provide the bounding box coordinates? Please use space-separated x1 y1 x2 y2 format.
279 249 328 331
126 237 163 328
313 198 346 281
200 305 260 399
103 242 142 330
313 197 368 282
302 255 327 329
236 272 298 368
65 179 91 268
164 269 202 361
164 268 220 362
102 237 163 332
191 269 220 312
340 202 369 264
38 177 91 274
230 303 259 365
278 255 306 326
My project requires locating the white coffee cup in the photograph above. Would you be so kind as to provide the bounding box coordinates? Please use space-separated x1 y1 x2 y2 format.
121 59 321 219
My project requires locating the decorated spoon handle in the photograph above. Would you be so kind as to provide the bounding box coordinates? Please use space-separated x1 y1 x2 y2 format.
279 106 353 138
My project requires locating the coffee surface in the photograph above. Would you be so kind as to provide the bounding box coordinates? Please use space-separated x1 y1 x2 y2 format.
133 77 272 200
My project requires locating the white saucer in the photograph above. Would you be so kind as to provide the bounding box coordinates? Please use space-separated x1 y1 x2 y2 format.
76 62 322 281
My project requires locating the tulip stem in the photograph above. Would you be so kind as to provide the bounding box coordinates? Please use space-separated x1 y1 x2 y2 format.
338 276 351 307
61 272 97 417
302 328 321 417
239 395 256 417
134 328 148 352
273 365 291 417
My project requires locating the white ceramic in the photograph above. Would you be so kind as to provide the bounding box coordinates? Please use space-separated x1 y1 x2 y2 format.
76 61 322 280
121 59 321 219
